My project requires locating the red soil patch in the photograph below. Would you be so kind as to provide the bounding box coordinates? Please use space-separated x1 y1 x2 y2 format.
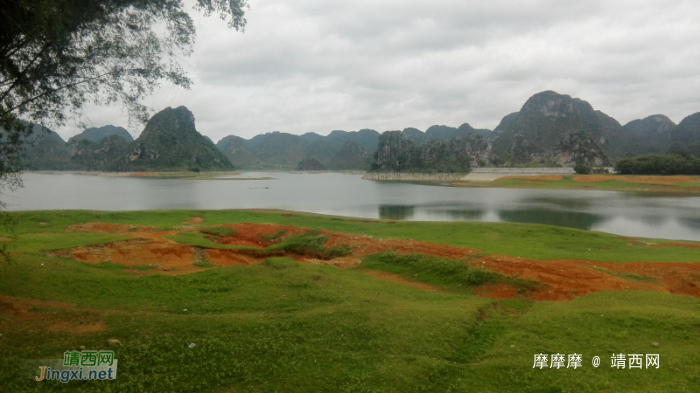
205 249 256 266
499 175 564 181
0 296 107 336
184 216 204 224
50 222 700 301
473 284 520 300
0 296 77 315
572 175 699 185
649 242 700 249
0 237 11 242
475 255 700 301
60 237 193 267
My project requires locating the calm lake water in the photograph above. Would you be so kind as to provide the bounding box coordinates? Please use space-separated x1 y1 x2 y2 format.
5 172 700 241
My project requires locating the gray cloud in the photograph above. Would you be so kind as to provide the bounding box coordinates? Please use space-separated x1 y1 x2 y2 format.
57 0 700 142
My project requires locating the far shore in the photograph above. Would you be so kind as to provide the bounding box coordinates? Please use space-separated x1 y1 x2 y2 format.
28 168 700 194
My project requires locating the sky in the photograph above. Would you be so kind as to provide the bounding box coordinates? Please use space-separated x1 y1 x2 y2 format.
57 0 700 142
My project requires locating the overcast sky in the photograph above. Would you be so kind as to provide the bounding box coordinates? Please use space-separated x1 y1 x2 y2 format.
57 0 700 142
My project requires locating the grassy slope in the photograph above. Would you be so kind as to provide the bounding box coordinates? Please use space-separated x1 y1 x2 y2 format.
454 175 700 193
4 209 700 262
1 210 699 392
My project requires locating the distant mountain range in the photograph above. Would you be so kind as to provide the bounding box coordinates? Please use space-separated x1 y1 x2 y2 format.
16 107 232 172
13 91 700 172
68 125 133 144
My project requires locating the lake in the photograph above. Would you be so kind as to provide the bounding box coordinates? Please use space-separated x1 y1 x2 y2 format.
5 172 700 241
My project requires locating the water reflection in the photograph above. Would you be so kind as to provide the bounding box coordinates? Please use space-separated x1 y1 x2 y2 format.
637 215 668 227
525 197 591 209
443 208 485 220
379 205 415 220
677 217 700 232
498 209 607 230
8 172 700 240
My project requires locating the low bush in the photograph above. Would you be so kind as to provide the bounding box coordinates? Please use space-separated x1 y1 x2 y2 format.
267 229 352 259
615 154 700 175
361 252 498 286
200 226 237 237
573 164 592 174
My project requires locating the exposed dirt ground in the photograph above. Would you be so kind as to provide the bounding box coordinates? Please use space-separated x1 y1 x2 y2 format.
54 222 700 301
571 175 700 185
0 295 107 336
498 175 565 181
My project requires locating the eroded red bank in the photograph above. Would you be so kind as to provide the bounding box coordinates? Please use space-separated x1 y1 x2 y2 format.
56 221 700 301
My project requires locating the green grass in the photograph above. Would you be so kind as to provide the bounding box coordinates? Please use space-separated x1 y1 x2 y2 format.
262 229 287 242
0 210 699 391
360 252 541 292
3 209 700 263
267 229 353 259
200 226 237 237
193 262 216 268
164 232 257 251
1 251 699 392
589 266 656 282
88 261 128 271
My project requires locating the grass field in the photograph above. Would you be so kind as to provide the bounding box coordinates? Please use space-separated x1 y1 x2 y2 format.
454 174 700 194
0 210 699 392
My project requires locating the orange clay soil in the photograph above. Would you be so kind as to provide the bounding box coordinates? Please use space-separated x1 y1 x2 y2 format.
0 295 107 335
649 242 700 249
572 175 700 184
498 175 564 181
54 222 700 301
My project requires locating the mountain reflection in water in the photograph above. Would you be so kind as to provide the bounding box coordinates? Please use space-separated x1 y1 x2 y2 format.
7 171 700 241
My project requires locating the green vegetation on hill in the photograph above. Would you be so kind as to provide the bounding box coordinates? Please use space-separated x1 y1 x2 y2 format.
216 130 378 170
14 107 231 172
217 135 258 168
65 135 130 171
328 140 369 169
18 125 70 170
68 125 133 143
490 91 613 166
370 131 489 172
109 106 233 172
615 154 700 175
668 112 700 158
15 92 700 173
401 124 495 145
622 115 675 156
297 157 327 171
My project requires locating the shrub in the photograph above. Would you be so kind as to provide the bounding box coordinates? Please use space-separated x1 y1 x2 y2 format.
267 229 352 259
200 226 237 237
573 164 592 174
615 154 700 175
360 252 542 291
